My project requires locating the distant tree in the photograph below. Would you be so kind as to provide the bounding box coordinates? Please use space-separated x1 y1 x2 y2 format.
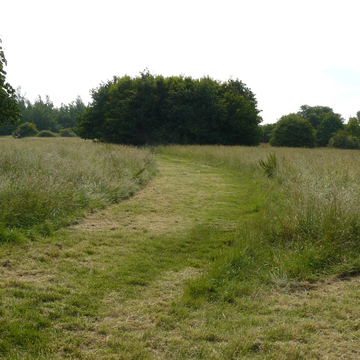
0 38 21 125
270 114 316 148
316 113 344 147
298 105 334 130
55 96 86 130
261 123 276 143
346 117 360 137
77 72 262 146
356 111 360 123
28 95 59 132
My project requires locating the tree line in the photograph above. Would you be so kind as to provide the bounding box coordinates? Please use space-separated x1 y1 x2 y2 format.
77 70 263 146
261 105 360 149
0 89 86 137
1 37 86 136
3 36 359 148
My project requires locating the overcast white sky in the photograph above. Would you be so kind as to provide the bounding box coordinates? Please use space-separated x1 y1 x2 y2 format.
1 0 360 124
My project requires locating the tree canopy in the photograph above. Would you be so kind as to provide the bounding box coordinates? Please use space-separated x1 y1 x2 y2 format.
0 38 21 125
316 113 344 147
77 71 263 146
270 114 316 148
297 105 334 130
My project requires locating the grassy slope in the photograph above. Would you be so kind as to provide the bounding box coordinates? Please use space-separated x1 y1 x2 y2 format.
0 153 360 359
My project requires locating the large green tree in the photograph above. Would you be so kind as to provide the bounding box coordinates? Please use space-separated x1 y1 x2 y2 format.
270 114 316 148
0 38 21 125
316 113 344 147
77 71 262 146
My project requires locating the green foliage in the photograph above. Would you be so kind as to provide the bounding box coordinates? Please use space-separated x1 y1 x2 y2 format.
77 71 262 146
316 113 344 147
298 105 334 130
260 123 276 143
37 130 57 137
59 128 76 137
0 38 21 125
346 117 360 137
0 88 86 136
15 122 38 137
259 153 277 177
270 114 316 148
328 130 360 149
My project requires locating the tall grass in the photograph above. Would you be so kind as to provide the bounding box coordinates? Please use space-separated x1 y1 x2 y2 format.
156 145 360 300
0 138 157 236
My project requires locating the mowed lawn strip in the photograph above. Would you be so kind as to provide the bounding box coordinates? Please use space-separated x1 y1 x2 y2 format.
1 154 360 359
0 154 260 359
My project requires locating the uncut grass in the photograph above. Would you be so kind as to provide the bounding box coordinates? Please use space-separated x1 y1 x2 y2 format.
0 137 156 237
157 145 360 300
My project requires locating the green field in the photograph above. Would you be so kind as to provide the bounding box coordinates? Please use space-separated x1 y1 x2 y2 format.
1 139 360 359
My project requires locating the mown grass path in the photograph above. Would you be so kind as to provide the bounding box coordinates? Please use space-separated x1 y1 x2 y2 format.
1 155 360 359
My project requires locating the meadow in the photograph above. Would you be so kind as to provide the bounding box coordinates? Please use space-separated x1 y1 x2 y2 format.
1 139 360 359
0 137 157 239
157 145 360 297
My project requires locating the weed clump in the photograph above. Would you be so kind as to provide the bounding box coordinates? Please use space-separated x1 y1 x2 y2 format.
259 153 277 177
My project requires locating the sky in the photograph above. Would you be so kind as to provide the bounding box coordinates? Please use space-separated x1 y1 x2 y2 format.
1 0 360 124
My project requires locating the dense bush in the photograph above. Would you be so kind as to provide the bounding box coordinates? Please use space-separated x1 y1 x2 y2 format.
15 122 38 137
77 71 263 146
328 130 360 149
59 128 76 137
270 114 316 148
316 113 344 147
37 130 57 137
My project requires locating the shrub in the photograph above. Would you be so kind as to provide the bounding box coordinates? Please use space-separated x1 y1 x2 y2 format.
270 114 316 148
328 130 360 149
59 128 76 137
15 122 38 137
38 130 57 137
